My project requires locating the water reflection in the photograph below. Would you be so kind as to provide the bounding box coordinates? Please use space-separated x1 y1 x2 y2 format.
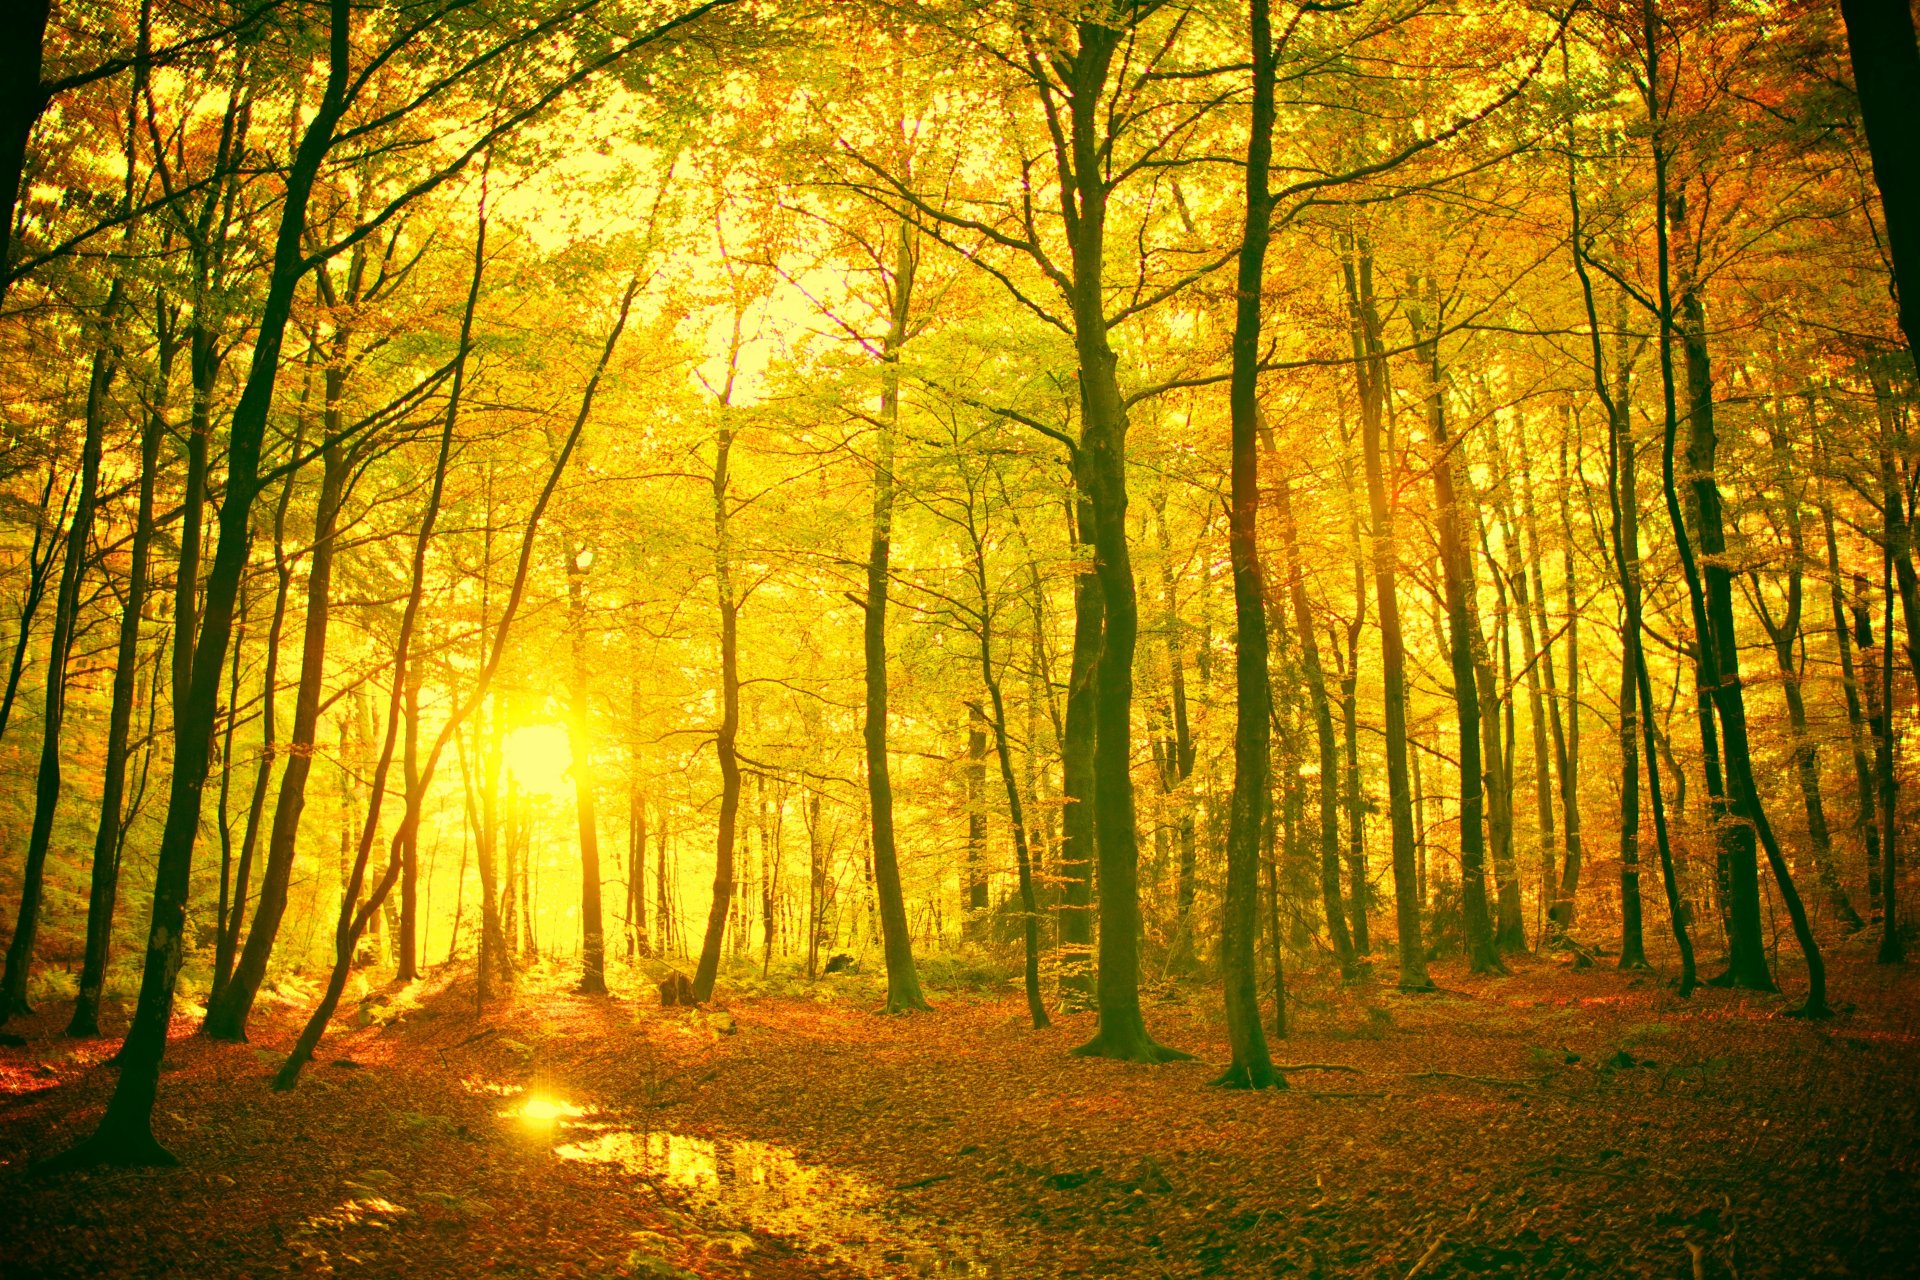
554 1125 1002 1275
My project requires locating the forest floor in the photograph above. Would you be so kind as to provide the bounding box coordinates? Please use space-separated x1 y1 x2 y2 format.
1 938 1916 1279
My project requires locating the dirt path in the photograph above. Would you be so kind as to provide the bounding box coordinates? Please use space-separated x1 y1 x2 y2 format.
4 944 1917 1278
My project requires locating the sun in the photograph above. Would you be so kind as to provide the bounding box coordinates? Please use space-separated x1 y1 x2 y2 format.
503 723 574 799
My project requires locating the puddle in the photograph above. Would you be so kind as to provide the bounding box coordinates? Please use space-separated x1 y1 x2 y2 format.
537 1111 1003 1275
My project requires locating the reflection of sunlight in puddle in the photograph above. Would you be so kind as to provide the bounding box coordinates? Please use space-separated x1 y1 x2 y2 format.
553 1126 1002 1276
501 1092 593 1137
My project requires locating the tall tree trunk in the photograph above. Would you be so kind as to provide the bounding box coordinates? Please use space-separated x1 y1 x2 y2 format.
396 664 423 980
1 284 117 1020
1823 505 1883 918
1873 407 1907 965
1217 0 1282 1089
1837 0 1920 378
970 606 1048 1026
1058 496 1102 1005
1274 477 1356 978
1753 427 1862 932
1470 504 1524 952
1408 284 1501 974
569 543 606 994
1341 235 1432 991
1062 21 1186 1061
71 307 175 1038
1337 609 1368 954
1152 496 1199 972
212 567 252 995
628 665 650 958
1569 160 1697 993
1553 433 1585 935
693 377 742 1004
1873 565 1904 964
861 219 928 1013
1646 0 1824 1012
48 1 351 1165
964 703 988 934
203 408 347 1039
275 273 632 1089
212 384 306 1001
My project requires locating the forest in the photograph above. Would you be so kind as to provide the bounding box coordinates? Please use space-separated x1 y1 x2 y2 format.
0 0 1917 1275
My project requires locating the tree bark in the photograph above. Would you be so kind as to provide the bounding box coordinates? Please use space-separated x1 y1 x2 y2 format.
1408 283 1501 974
1823 505 1883 920
693 369 743 1004
1 283 117 1020
1274 477 1356 978
1057 497 1101 1005
1837 0 1920 378
1341 235 1432 991
1569 164 1697 992
202 394 348 1040
71 305 175 1037
46 0 351 1165
568 543 607 994
1216 0 1283 1089
861 218 928 1013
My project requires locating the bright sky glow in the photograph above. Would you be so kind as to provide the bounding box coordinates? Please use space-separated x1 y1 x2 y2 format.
505 723 574 800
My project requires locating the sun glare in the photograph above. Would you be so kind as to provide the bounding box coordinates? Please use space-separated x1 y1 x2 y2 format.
511 1094 585 1127
504 723 574 799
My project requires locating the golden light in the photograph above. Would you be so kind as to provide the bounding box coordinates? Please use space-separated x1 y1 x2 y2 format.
511 1093 585 1127
504 723 574 800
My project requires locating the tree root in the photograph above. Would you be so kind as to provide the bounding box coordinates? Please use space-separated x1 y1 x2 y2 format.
34 1129 177 1174
1071 1029 1194 1063
1273 1062 1363 1074
1209 1063 1288 1090
1409 1070 1548 1087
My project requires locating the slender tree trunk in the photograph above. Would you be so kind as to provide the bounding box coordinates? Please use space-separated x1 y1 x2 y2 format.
1058 497 1101 1005
1645 0 1824 1010
1062 36 1185 1061
70 305 176 1038
693 398 742 1003
1569 163 1697 993
212 389 305 1001
568 544 606 994
975 683 1048 1027
1217 0 1283 1088
1 286 117 1020
1275 477 1356 977
1338 616 1368 954
1342 236 1432 991
396 665 423 980
1151 497 1199 972
203 424 347 1039
0 464 72 746
1409 285 1501 974
1875 576 1904 965
1753 430 1863 932
861 219 928 1013
628 665 650 958
964 703 988 935
47 4 351 1164
1554 434 1586 934
1824 504 1883 918
275 273 632 1089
